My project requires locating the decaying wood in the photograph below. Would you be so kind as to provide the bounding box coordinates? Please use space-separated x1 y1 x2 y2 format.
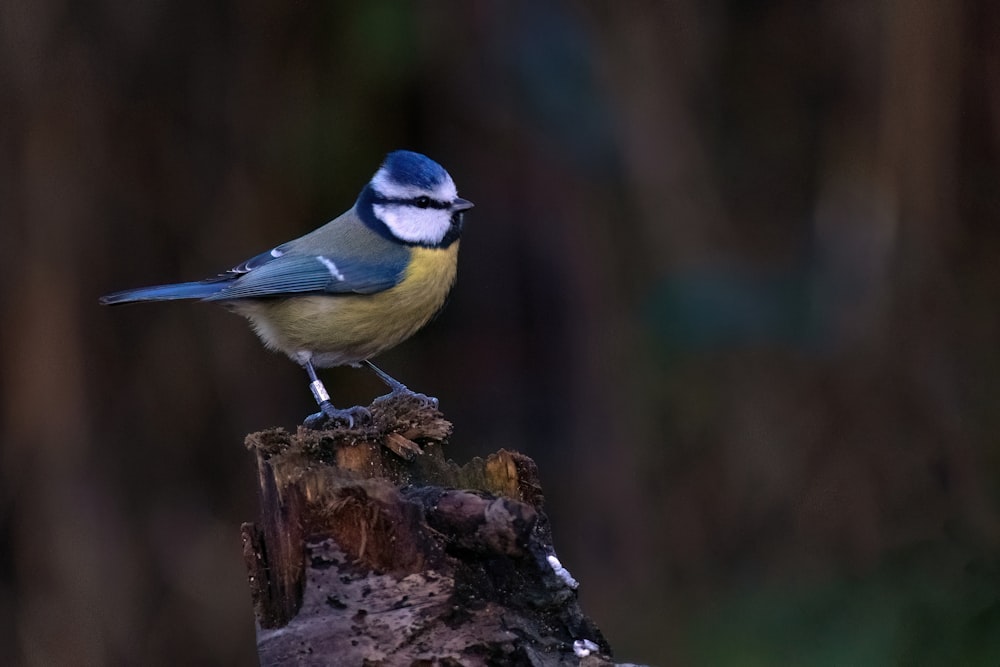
241 392 621 666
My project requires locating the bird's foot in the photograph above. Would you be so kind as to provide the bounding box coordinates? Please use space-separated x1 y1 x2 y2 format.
362 360 438 409
303 401 371 430
402 389 440 411
374 385 440 411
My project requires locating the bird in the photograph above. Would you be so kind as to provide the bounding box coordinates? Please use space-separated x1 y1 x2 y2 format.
100 150 473 427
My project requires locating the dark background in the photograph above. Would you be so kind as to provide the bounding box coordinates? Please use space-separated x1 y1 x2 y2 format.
3 1 1000 664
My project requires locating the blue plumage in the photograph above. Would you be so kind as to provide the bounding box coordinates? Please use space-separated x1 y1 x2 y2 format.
205 253 408 300
381 150 449 190
99 279 231 304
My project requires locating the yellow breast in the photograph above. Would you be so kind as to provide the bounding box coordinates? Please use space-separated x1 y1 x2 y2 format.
231 243 460 367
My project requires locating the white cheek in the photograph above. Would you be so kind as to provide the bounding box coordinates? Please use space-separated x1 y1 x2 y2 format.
374 204 451 244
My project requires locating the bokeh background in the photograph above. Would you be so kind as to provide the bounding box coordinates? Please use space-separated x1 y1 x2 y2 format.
3 1 1000 664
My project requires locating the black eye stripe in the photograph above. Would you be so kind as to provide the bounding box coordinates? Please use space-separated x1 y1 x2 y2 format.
374 195 450 210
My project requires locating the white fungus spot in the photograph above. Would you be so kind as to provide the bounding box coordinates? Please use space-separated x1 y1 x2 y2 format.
546 554 579 590
573 639 600 658
270 247 284 258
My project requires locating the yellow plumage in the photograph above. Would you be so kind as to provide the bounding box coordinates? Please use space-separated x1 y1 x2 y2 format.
230 243 459 367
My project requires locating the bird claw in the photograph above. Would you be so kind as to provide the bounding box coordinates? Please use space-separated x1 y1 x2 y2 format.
303 402 371 430
361 361 439 411
406 391 439 410
376 387 439 411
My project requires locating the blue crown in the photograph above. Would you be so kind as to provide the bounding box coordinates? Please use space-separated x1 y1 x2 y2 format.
382 150 449 189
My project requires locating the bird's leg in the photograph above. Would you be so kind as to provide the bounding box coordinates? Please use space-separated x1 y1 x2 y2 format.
363 359 410 394
302 359 370 429
363 360 439 409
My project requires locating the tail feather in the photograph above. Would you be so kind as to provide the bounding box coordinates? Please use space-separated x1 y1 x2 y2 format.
99 279 231 305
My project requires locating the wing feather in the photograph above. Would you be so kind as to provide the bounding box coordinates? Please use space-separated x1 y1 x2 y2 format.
204 252 407 300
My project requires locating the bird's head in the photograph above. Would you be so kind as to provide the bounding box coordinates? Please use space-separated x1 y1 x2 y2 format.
358 150 473 248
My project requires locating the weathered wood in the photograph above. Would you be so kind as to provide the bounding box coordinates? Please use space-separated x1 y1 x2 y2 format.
241 392 623 665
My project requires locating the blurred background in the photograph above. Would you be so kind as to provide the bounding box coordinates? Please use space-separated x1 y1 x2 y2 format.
2 1 1000 664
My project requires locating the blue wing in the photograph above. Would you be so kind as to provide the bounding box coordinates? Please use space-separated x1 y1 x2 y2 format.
204 251 407 300
100 246 408 305
225 241 295 276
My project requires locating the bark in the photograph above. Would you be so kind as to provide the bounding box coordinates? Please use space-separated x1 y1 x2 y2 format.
241 393 628 666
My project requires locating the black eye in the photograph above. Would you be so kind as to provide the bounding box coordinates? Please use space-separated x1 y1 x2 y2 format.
414 196 431 208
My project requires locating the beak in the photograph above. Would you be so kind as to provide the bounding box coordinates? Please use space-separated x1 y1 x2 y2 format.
451 197 475 212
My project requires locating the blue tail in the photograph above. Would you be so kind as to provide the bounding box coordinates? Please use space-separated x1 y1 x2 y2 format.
99 279 231 305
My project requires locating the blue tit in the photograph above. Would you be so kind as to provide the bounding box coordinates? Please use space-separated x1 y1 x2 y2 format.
100 150 473 426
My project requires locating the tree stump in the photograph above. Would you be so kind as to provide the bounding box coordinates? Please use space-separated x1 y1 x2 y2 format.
241 393 622 666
